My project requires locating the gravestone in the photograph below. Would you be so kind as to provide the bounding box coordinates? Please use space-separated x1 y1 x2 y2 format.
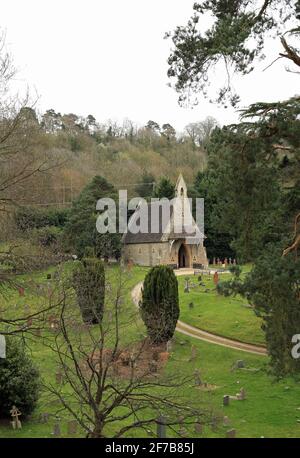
210 416 218 432
223 416 230 426
67 420 78 435
226 428 236 438
47 274 52 280
194 369 202 386
53 422 61 437
56 371 63 384
156 415 166 438
166 340 172 352
149 361 157 373
190 345 197 361
223 395 230 406
39 413 49 424
213 272 219 286
188 302 194 309
0 335 6 358
10 406 22 429
237 387 246 400
236 360 245 368
184 278 190 293
194 421 203 434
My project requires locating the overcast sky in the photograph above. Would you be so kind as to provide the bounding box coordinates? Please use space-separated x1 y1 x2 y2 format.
2 0 299 131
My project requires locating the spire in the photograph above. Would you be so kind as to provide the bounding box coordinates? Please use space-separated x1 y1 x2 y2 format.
175 173 188 198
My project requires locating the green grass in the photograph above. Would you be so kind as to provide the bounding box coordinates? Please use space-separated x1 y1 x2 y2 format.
178 269 265 346
1 264 300 438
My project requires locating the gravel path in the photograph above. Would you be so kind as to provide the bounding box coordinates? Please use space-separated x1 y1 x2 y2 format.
131 279 267 356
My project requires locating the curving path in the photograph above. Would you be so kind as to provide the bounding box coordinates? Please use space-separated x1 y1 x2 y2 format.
131 279 267 357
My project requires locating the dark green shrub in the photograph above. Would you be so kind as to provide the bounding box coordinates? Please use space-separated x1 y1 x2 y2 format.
139 266 179 344
33 226 62 247
0 338 40 418
73 258 105 323
15 207 69 231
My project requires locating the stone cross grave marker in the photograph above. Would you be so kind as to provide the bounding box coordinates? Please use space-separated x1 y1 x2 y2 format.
10 406 22 430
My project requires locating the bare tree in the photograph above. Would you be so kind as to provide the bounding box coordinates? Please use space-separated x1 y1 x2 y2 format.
185 116 219 148
44 267 210 438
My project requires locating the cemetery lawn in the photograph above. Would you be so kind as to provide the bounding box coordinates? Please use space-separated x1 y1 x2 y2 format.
1 264 300 438
178 268 265 346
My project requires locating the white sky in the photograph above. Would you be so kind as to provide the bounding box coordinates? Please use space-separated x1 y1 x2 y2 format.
2 0 299 131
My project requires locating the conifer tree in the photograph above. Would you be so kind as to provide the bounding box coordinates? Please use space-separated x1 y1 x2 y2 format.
139 266 179 344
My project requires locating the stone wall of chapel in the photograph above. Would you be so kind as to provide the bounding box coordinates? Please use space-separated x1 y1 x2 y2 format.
122 240 208 268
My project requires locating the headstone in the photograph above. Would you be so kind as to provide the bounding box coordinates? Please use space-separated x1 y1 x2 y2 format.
10 406 22 429
0 335 6 358
53 422 61 437
226 428 236 438
166 340 173 352
47 273 52 280
213 271 219 285
67 420 78 435
211 416 218 432
237 388 246 400
156 415 166 438
184 278 190 293
149 361 157 373
190 345 197 361
194 421 203 434
213 257 216 265
236 360 245 369
56 371 63 384
39 413 49 423
223 416 230 426
223 395 230 406
188 302 194 309
194 369 202 386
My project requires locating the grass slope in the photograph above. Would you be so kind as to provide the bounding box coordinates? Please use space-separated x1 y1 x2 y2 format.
0 265 299 438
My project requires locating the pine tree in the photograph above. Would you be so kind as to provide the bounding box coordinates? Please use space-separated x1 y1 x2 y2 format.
73 258 105 324
63 175 121 259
